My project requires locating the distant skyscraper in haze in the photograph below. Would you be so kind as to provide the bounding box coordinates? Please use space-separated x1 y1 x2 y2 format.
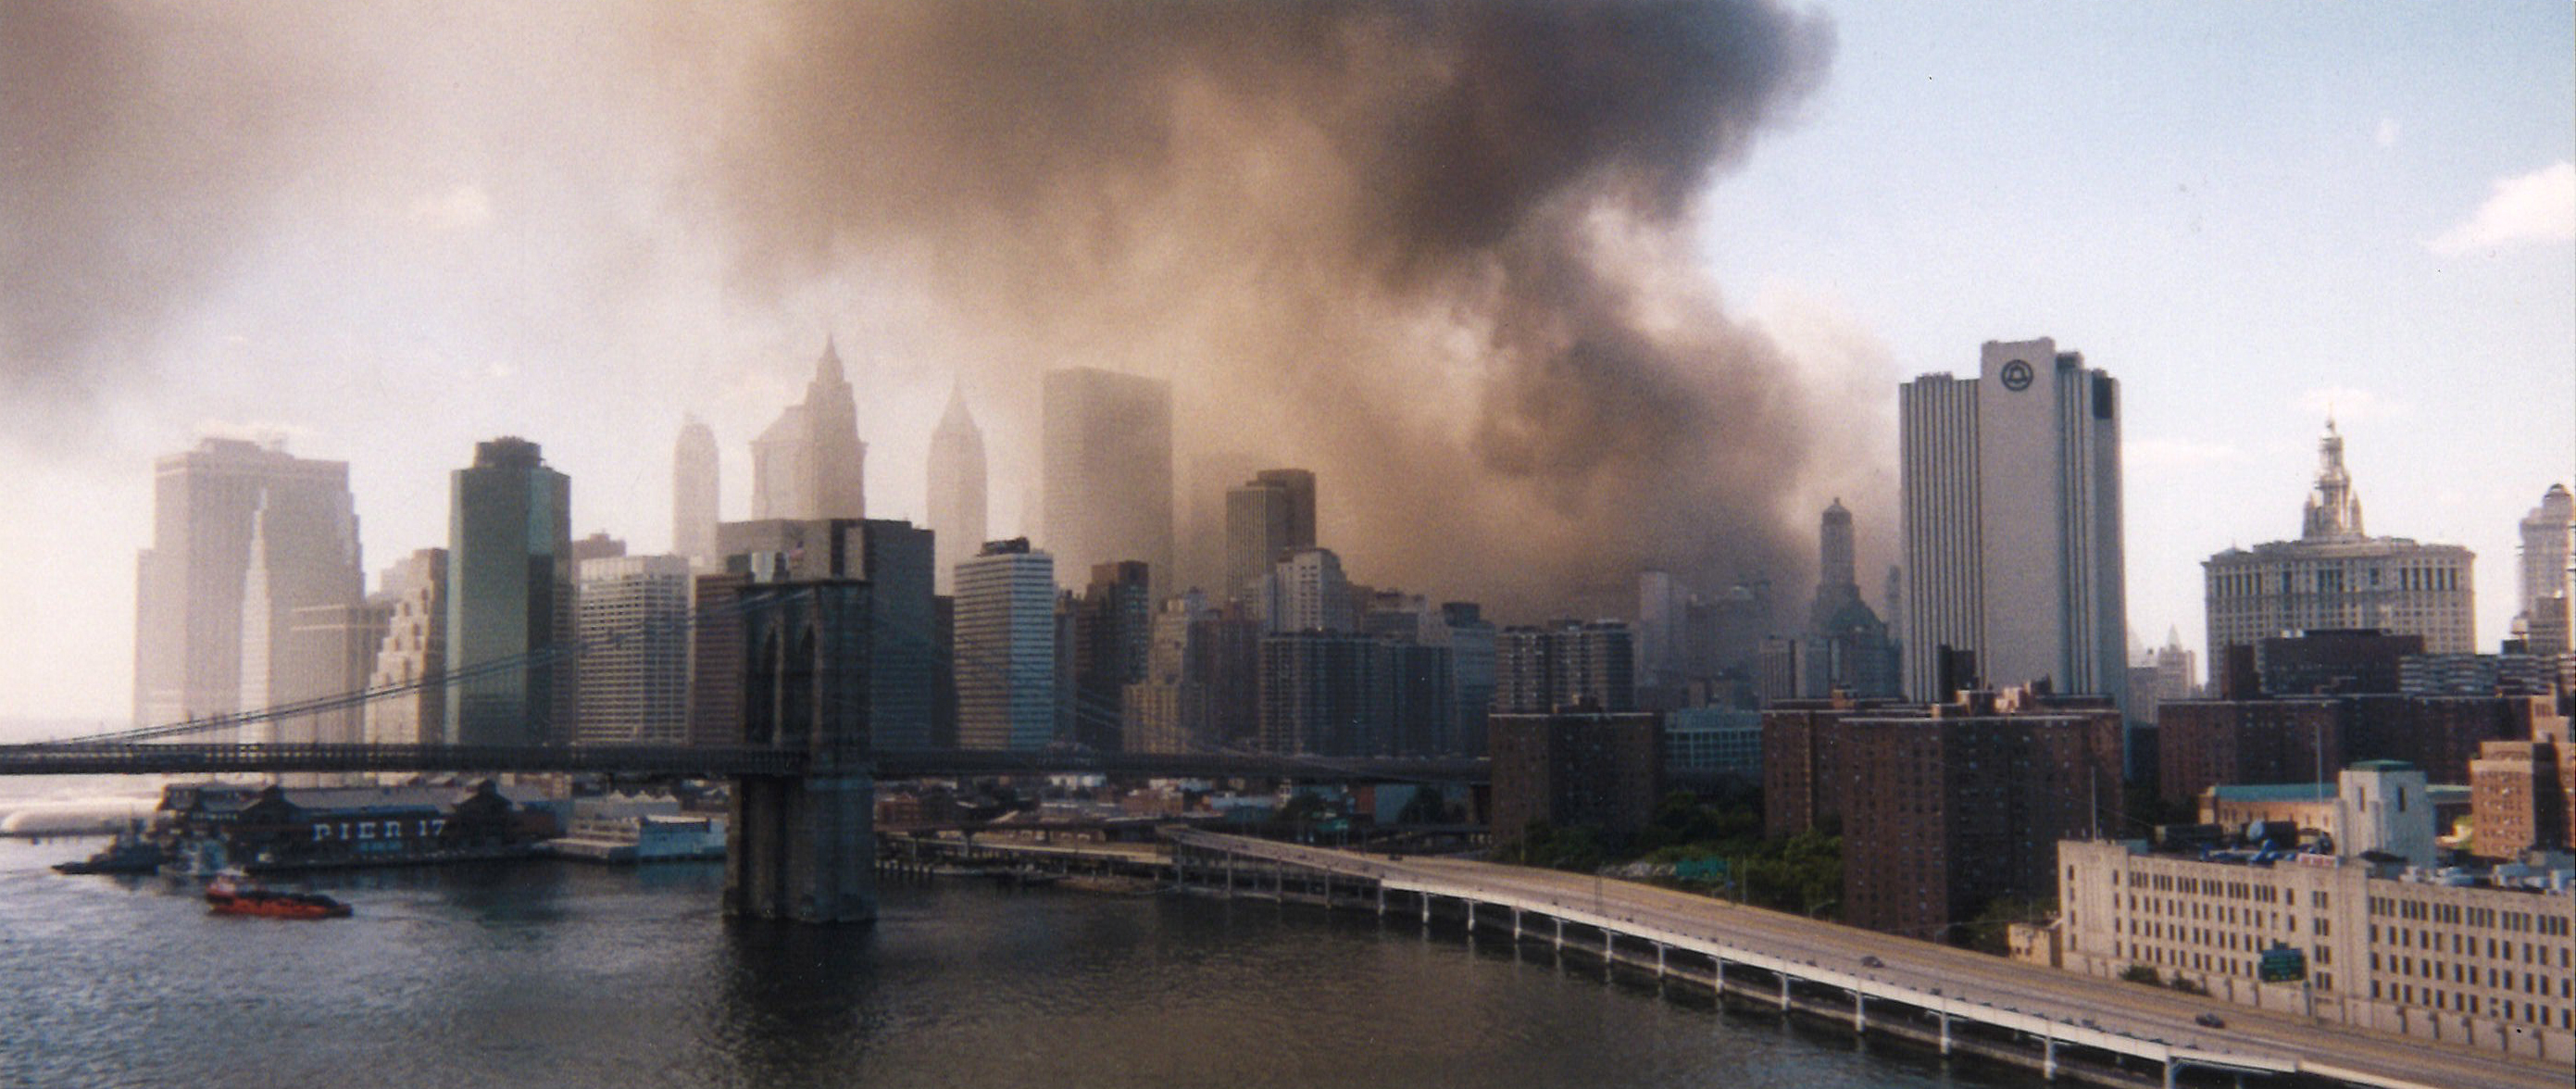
1900 338 2128 721
444 438 573 746
2517 482 2573 658
132 437 363 731
1263 547 1355 634
673 416 719 564
1636 570 1689 691
2203 421 2476 672
1042 368 1172 595
926 383 988 596
1226 469 1317 606
1809 499 1860 632
1803 501 1899 699
752 339 866 521
954 539 1057 751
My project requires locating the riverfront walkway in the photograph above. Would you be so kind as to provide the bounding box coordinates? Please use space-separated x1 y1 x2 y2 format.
1169 832 2570 1089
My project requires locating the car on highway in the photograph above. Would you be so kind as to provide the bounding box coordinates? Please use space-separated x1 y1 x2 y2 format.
2194 1012 2226 1029
1858 955 1884 968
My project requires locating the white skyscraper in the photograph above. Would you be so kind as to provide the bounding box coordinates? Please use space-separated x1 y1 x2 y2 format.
1899 338 2128 720
1262 547 1354 634
573 555 694 745
2517 483 2573 658
954 539 1057 751
673 416 719 565
133 437 363 730
926 383 988 596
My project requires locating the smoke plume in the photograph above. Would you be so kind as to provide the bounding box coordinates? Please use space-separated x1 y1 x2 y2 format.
3 0 1881 626
712 0 1848 620
0 2 356 415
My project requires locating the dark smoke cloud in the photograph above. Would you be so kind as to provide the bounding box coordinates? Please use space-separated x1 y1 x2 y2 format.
0 2 355 414
714 0 1846 621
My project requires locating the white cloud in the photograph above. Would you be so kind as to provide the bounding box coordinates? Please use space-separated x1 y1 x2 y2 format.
2427 161 2575 254
2374 118 2400 148
406 184 494 230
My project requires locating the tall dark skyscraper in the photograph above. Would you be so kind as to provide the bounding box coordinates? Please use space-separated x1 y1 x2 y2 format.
1803 499 1899 699
1808 498 1859 632
1225 468 1316 605
926 382 987 595
132 437 362 732
673 415 719 564
752 339 867 522
444 437 573 746
1042 367 1172 594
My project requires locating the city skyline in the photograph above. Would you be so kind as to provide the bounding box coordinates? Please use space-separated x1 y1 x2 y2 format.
3 2 2570 721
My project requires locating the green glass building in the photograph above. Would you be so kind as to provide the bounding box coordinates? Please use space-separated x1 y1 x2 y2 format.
444 438 572 745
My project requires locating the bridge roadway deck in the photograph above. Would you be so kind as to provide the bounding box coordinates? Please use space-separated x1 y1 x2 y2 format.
1173 832 2569 1089
0 743 1484 783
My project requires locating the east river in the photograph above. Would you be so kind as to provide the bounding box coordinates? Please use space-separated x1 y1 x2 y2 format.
0 832 2044 1089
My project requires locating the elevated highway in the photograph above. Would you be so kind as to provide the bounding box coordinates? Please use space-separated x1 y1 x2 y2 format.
1171 832 2568 1089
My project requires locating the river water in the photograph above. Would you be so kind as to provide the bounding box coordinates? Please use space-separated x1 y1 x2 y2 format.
0 833 2041 1089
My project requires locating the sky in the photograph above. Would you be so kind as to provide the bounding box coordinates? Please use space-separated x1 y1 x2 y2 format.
1 1 2570 724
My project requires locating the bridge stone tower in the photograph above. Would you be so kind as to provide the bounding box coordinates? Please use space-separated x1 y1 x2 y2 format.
725 575 877 924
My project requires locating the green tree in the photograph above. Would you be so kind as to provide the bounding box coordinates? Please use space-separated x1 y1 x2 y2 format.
1961 895 2057 955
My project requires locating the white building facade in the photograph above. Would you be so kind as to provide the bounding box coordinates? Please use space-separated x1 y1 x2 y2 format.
1899 339 2128 721
572 555 693 745
2204 422 2475 669
2056 838 2573 1062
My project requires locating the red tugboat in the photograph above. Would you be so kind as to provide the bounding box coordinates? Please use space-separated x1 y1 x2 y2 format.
204 872 352 920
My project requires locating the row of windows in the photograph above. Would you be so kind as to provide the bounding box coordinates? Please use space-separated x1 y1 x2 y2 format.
2370 981 2572 1028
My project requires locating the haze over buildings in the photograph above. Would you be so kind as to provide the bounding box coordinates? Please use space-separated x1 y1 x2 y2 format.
925 385 987 596
131 438 363 736
1042 368 1174 597
751 341 867 523
672 417 719 566
0 4 2564 732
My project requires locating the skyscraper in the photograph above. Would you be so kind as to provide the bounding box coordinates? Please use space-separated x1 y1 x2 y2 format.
1808 499 1860 632
444 438 573 746
2203 421 2476 669
132 437 363 731
926 382 988 596
573 555 693 745
1900 338 2128 721
1262 546 1354 634
1069 561 1154 751
1803 500 1899 699
2517 483 2574 659
1042 368 1172 595
673 415 719 565
954 539 1057 751
1225 469 1316 604
363 548 446 747
751 339 866 522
